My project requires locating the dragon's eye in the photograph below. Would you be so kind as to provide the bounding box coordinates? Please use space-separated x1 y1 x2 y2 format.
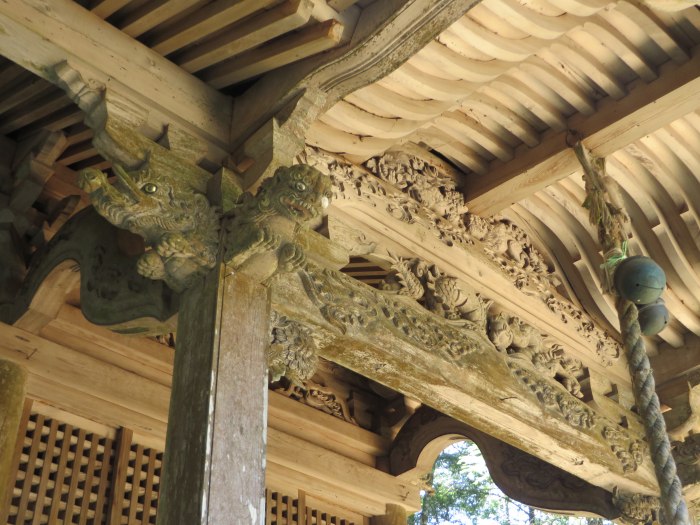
142 183 158 194
294 181 307 191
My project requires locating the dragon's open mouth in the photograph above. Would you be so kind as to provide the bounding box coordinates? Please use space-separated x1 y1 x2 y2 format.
282 196 315 218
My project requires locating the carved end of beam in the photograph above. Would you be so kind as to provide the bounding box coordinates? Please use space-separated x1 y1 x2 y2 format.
390 406 622 520
1 207 178 334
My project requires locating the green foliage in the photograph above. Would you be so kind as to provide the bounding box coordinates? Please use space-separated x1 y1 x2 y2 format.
409 441 610 525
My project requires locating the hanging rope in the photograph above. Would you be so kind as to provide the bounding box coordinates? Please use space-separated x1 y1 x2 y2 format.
571 137 689 525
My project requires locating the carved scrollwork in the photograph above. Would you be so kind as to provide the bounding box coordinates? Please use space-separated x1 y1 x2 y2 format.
603 426 645 474
488 313 584 398
303 147 622 366
612 489 659 525
380 256 491 330
508 362 596 429
300 263 486 364
269 310 318 385
273 379 357 424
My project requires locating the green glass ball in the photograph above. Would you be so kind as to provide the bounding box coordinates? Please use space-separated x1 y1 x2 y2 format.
637 299 669 336
614 256 666 304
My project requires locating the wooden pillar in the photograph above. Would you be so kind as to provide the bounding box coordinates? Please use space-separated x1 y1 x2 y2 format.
0 359 27 512
372 504 408 525
157 266 270 525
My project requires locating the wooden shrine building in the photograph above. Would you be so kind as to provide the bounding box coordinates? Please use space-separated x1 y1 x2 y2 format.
1 0 700 523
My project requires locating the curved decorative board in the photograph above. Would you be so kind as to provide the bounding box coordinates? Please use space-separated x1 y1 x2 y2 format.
390 406 621 520
0 207 178 334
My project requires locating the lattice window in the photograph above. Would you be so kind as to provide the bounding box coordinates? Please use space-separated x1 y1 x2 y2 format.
113 444 162 524
3 411 115 524
3 407 361 525
266 490 358 525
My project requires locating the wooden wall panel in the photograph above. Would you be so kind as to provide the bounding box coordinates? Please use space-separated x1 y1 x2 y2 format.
3 407 368 524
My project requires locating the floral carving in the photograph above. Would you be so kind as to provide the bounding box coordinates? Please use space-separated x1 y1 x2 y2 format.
300 263 487 364
603 426 645 474
508 362 596 429
269 311 318 385
303 147 621 366
274 380 357 424
612 489 659 525
380 256 491 330
489 313 584 398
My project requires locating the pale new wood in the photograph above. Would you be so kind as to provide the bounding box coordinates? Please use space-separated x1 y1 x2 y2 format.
204 19 345 88
118 0 208 38
149 0 282 55
47 421 73 523
0 323 170 422
176 0 314 73
14 261 80 334
108 428 133 525
32 417 59 525
267 427 420 511
268 390 389 465
64 428 87 522
465 46 700 215
266 462 387 516
27 373 168 443
47 303 174 374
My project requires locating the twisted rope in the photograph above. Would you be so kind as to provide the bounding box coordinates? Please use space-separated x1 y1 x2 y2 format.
572 139 689 525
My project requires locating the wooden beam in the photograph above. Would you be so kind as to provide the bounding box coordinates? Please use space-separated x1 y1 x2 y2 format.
652 336 700 386
464 46 700 215
268 390 390 466
270 262 658 496
267 427 420 511
0 0 231 164
230 0 482 184
0 322 170 423
203 19 345 89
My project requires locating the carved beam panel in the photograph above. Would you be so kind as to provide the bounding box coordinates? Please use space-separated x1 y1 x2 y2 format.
390 406 621 519
230 0 482 186
268 262 657 495
304 148 633 393
463 47 700 216
0 0 231 166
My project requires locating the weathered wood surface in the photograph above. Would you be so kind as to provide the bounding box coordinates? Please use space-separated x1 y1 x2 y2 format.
269 267 658 496
157 268 270 525
0 0 231 165
231 0 483 185
0 360 26 513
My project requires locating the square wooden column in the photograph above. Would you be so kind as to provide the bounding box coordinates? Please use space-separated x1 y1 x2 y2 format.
157 266 270 524
0 359 27 513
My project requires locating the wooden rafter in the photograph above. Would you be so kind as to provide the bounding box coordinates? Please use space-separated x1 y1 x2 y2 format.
464 46 700 216
0 0 232 165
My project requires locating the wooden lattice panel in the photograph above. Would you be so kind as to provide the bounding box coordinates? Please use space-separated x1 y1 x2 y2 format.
266 490 359 525
3 411 114 524
3 406 367 525
113 444 161 525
